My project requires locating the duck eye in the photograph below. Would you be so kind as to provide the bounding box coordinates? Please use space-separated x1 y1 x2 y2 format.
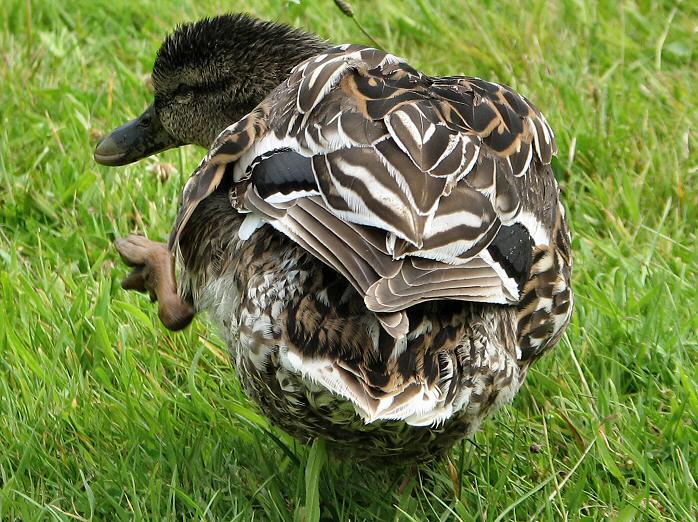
139 113 152 128
174 85 193 103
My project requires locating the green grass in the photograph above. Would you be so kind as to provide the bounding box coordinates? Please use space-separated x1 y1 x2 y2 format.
1 0 696 519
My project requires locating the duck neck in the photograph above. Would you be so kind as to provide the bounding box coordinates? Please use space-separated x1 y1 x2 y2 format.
220 35 331 123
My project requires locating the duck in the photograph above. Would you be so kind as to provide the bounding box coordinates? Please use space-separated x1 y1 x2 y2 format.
96 14 573 462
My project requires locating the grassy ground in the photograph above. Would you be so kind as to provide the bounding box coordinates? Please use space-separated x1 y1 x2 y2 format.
1 0 696 520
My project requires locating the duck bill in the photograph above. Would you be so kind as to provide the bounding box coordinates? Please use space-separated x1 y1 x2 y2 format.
94 105 179 166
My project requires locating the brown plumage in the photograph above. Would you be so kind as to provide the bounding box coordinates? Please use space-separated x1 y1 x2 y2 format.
171 46 569 339
101 17 573 461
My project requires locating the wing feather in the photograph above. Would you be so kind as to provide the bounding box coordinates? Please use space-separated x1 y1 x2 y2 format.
171 44 560 338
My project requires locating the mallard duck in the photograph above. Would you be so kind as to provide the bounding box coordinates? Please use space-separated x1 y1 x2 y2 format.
97 14 573 461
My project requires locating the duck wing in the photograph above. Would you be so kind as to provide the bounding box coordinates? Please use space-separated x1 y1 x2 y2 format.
170 45 557 337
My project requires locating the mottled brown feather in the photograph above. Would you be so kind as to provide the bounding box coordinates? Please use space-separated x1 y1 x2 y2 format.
172 45 567 347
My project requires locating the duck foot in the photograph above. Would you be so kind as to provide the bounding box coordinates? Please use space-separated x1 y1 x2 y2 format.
397 464 419 495
115 234 195 331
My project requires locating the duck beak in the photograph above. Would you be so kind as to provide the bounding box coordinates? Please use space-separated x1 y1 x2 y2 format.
94 105 180 166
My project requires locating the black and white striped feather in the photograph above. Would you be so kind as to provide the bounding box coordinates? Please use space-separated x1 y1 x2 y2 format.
171 45 562 338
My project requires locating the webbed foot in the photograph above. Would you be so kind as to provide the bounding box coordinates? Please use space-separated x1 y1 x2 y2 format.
115 235 195 331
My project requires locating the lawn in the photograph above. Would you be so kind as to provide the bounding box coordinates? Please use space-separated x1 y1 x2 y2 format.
1 0 696 520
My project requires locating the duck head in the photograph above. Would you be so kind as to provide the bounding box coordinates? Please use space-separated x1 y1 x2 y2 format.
94 14 328 166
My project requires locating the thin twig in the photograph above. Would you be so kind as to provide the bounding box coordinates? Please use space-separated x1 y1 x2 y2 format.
333 0 383 49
